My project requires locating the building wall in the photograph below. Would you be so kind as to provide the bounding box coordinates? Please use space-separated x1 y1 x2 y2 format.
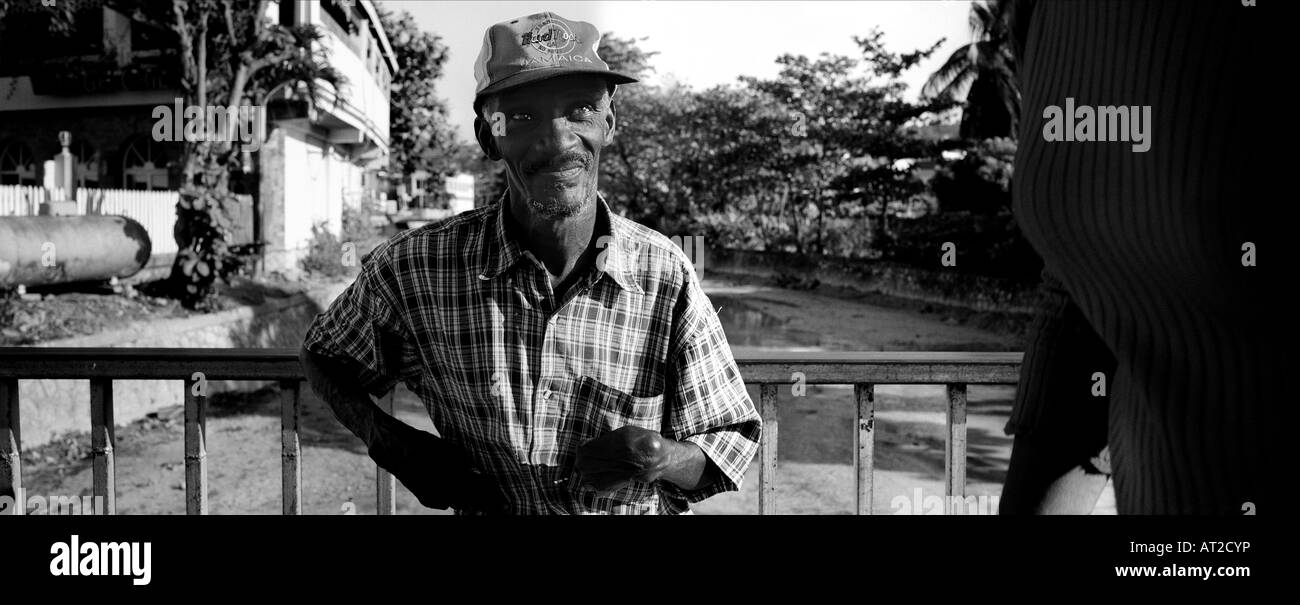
260 125 364 274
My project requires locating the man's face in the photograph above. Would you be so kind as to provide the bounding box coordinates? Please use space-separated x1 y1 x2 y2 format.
476 75 615 219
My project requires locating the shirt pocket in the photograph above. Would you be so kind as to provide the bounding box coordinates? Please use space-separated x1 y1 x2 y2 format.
566 377 666 513
574 376 664 437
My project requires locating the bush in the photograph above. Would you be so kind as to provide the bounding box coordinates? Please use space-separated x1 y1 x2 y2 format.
299 222 352 278
932 137 1016 215
341 202 377 244
883 211 1042 283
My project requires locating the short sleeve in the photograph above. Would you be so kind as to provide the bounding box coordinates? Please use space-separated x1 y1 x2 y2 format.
301 244 422 397
658 263 762 510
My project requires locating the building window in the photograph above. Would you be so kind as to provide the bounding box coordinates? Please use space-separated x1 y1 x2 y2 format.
73 140 101 189
121 136 170 190
0 140 38 186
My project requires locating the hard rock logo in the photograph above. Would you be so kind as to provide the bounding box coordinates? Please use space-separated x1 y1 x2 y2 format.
521 18 578 55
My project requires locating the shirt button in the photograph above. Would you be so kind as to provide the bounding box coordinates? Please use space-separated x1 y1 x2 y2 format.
540 388 552 400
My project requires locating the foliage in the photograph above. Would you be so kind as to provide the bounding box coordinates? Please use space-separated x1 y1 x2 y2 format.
340 202 376 245
299 222 351 278
882 211 1041 283
931 136 1016 214
921 0 1020 140
601 30 956 257
378 6 458 206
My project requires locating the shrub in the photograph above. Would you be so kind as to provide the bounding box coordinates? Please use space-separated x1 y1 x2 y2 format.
341 202 377 245
299 222 351 278
883 211 1042 283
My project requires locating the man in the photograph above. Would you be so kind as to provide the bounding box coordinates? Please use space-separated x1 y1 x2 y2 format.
299 12 761 514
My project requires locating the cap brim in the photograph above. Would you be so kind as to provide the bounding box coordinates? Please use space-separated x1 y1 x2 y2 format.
477 67 639 101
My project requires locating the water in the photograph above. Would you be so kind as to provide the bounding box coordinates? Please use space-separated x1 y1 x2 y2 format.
711 293 828 349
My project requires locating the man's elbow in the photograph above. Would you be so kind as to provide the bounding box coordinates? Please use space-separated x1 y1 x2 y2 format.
299 345 346 398
299 345 324 385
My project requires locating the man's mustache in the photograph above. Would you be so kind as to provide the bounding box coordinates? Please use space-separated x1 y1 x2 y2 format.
525 152 591 173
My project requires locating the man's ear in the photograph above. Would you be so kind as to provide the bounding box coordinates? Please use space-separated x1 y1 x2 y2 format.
474 115 502 161
604 101 617 146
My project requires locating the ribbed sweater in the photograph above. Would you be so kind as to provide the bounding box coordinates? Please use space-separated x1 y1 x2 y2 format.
1011 0 1278 514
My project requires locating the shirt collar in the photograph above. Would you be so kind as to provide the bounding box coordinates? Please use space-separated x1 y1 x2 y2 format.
477 192 643 294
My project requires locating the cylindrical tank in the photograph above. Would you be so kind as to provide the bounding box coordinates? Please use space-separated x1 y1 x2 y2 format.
0 215 152 288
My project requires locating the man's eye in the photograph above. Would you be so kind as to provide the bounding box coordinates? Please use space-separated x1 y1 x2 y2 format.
572 103 598 116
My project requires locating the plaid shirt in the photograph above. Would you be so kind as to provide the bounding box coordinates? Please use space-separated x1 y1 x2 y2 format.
302 194 760 514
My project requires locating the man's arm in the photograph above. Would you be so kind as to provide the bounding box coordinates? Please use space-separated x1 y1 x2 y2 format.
576 257 760 501
299 345 399 453
300 346 506 513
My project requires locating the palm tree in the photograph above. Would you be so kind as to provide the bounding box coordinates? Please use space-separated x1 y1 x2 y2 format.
922 0 1020 140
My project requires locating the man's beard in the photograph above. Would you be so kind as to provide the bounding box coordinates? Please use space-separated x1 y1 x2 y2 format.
524 183 592 218
519 152 595 218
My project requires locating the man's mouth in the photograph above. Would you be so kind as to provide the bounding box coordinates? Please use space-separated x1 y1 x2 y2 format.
528 158 588 178
535 165 583 178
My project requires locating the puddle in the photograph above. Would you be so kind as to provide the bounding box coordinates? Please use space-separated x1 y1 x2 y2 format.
711 294 828 349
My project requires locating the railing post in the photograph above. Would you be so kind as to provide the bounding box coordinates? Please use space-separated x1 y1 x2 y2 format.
376 389 396 515
945 383 968 514
185 376 208 515
1 378 20 515
758 384 778 515
90 378 115 515
281 380 302 515
853 383 875 515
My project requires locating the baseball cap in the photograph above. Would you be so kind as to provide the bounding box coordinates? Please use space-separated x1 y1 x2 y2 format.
473 12 638 112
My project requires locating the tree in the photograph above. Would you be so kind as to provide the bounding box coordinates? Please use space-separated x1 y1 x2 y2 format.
106 0 344 310
600 29 953 257
728 30 952 256
378 6 457 207
0 0 76 35
921 0 1020 140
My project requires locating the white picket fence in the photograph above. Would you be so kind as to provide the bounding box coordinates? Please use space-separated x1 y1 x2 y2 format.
0 185 180 255
0 185 62 216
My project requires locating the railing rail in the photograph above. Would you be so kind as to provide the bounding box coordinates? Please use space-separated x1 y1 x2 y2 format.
0 348 1022 515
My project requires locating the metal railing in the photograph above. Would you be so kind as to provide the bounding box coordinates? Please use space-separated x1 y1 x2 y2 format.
0 348 1022 515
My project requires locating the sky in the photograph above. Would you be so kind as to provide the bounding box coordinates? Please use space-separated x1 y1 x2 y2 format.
384 1 974 143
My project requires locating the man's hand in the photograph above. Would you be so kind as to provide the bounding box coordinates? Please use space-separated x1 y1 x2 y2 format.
369 422 507 514
575 426 685 493
301 346 507 513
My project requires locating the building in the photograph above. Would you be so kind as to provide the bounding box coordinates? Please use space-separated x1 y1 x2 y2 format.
0 0 397 274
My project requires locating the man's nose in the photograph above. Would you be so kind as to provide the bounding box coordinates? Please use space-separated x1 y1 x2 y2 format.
534 115 580 157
